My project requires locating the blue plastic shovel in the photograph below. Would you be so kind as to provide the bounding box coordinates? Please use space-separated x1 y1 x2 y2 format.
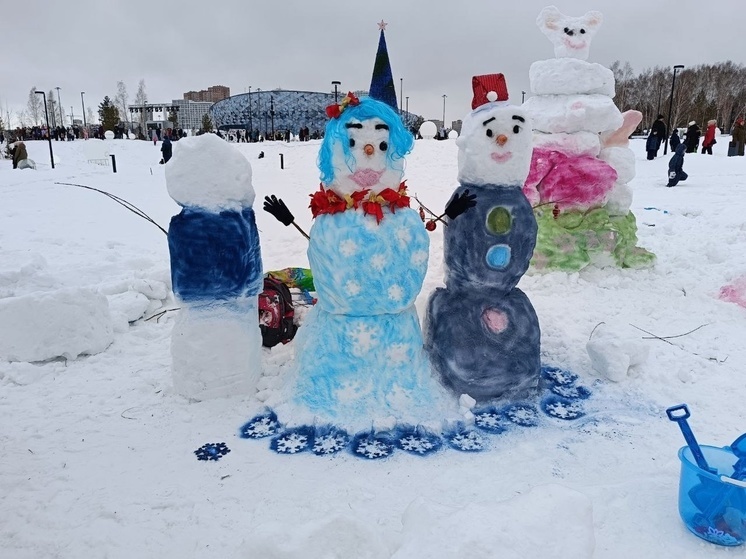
667 404 717 474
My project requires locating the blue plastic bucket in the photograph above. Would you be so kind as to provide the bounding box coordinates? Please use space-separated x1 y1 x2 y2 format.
678 445 746 546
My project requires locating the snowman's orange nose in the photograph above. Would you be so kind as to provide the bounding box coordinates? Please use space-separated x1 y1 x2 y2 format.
363 144 375 156
496 134 508 146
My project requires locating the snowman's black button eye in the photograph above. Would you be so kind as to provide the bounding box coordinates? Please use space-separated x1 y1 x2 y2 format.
580 28 586 34
564 27 569 33
349 139 355 147
379 141 388 151
486 129 493 137
513 125 520 134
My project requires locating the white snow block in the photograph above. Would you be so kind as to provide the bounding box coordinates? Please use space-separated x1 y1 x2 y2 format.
598 146 636 184
0 288 113 362
170 302 262 400
604 182 634 217
533 131 601 157
586 323 649 382
524 94 623 134
530 58 615 97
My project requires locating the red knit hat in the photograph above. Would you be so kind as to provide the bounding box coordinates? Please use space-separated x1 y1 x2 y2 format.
471 74 509 109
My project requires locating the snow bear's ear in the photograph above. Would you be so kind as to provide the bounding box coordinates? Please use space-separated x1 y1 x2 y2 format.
537 5 563 31
582 10 603 32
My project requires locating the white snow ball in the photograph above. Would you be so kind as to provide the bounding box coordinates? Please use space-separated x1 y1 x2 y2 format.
599 146 636 184
104 130 115 140
524 94 623 134
604 182 633 216
586 322 649 382
165 133 255 212
448 129 459 139
0 288 113 362
419 121 437 140
530 58 615 97
107 290 150 323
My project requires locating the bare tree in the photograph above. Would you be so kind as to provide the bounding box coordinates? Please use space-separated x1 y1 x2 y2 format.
134 79 148 136
87 106 96 125
27 86 42 125
115 81 129 130
47 90 57 127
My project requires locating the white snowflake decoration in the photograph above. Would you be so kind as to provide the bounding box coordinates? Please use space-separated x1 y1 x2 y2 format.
339 239 358 257
345 280 362 296
244 417 279 438
275 433 308 454
349 323 380 356
385 343 409 365
450 432 484 451
545 401 584 419
506 406 539 426
313 434 348 455
371 253 387 271
410 250 428 267
400 435 435 454
395 227 412 246
475 412 503 430
355 439 391 459
387 284 404 302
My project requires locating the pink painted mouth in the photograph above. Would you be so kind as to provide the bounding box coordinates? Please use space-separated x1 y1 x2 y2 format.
562 37 586 50
490 152 513 164
349 168 384 188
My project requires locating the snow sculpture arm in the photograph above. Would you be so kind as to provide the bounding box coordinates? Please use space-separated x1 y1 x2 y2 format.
263 195 295 226
444 189 477 220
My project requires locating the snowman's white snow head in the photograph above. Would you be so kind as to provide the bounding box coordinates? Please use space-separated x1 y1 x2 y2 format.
318 96 413 196
456 89 533 187
537 5 603 61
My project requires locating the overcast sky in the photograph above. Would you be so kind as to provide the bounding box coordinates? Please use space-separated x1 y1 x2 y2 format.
2 0 744 127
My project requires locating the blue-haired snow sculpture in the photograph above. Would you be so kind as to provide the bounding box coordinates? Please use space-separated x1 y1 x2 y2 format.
166 133 263 400
263 95 474 425
425 75 541 402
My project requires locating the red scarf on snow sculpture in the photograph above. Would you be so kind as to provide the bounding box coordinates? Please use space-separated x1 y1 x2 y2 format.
309 182 410 224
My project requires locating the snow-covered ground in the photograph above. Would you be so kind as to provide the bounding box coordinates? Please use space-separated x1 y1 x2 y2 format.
1 135 746 558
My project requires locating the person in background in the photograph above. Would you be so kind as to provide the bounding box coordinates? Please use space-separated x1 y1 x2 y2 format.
667 143 688 187
684 121 701 153
731 116 745 157
160 128 173 164
701 120 717 155
669 128 681 152
10 141 28 169
646 129 660 160
651 114 667 156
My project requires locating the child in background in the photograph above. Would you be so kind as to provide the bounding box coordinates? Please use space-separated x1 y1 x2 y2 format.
667 143 688 187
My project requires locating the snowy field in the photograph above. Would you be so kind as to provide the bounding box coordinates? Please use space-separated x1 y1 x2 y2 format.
1 135 746 558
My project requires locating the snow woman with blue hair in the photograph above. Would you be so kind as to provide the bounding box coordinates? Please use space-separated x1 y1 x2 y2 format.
263 94 474 427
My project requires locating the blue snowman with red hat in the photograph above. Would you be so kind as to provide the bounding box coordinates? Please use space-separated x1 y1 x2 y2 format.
425 74 541 402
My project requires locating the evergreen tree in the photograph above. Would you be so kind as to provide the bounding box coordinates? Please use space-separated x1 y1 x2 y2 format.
201 113 213 132
368 22 398 111
98 96 120 131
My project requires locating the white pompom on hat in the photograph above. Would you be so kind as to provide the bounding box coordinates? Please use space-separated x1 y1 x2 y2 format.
688 121 696 126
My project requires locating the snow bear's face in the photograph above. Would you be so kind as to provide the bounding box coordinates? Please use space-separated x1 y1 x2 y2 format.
456 105 533 187
330 117 404 195
537 5 602 61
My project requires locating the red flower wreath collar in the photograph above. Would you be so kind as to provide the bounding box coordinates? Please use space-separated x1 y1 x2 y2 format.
309 182 410 224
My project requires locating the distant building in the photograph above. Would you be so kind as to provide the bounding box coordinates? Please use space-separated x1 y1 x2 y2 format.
171 99 213 130
183 85 230 103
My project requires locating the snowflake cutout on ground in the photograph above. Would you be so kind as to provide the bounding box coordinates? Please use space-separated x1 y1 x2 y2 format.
312 428 350 456
541 366 578 386
339 238 358 257
239 413 281 439
542 397 585 420
345 279 362 296
448 431 485 452
271 429 311 454
474 409 508 434
550 384 591 400
387 284 404 302
371 253 387 271
194 442 231 461
503 404 540 427
352 433 394 460
349 323 380 356
410 250 428 267
396 429 442 456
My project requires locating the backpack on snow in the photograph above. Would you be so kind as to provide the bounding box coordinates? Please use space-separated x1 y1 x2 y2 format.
258 276 298 348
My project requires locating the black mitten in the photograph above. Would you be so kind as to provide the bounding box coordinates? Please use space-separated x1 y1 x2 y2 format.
444 189 477 220
263 195 295 226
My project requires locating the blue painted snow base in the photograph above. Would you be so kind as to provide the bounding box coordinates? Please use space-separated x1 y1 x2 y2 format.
194 442 231 461
236 365 591 460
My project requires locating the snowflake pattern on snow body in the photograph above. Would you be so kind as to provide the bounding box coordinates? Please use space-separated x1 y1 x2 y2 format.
271 426 314 454
239 412 281 439
541 396 586 420
194 442 231 461
352 432 395 460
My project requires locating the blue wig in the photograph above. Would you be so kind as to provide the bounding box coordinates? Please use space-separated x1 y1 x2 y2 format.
318 97 414 185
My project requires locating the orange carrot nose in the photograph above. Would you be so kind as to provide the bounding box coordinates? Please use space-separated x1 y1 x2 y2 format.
363 144 375 156
496 134 508 146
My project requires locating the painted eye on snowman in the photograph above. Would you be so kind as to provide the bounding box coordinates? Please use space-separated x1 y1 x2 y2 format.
379 141 388 151
486 129 493 138
513 125 521 134
580 28 586 34
349 138 356 148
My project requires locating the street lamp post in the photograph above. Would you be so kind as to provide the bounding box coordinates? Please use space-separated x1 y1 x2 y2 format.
81 92 87 130
35 91 54 169
55 87 63 129
331 81 341 102
664 65 685 155
257 88 262 139
400 78 403 114
442 94 447 133
248 86 252 141
270 96 275 140
522 91 526 103
405 96 409 114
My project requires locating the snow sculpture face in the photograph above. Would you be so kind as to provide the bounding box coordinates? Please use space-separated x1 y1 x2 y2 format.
318 98 414 196
166 133 255 212
456 103 533 187
537 5 603 61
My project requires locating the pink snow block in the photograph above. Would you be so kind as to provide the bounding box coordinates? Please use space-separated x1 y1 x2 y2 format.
525 149 617 210
523 149 562 205
719 275 746 308
601 110 643 148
